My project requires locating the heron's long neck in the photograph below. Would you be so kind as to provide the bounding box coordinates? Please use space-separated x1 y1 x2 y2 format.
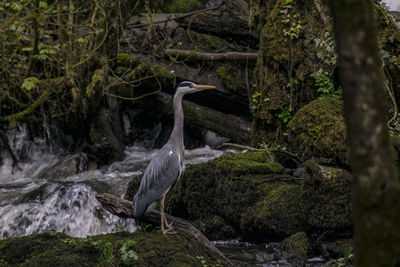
170 92 184 156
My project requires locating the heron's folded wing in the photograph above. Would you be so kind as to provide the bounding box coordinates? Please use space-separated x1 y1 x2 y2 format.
133 144 181 217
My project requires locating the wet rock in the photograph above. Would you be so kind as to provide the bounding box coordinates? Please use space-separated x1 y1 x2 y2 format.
279 232 310 266
300 160 352 229
124 175 142 200
241 184 308 240
166 151 306 241
86 108 125 166
37 153 91 180
0 229 221 266
195 215 236 240
321 238 353 261
287 98 349 166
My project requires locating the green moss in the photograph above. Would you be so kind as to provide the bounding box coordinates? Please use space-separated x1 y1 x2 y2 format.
215 154 284 177
165 0 204 13
241 184 308 239
117 53 133 68
300 160 353 228
165 152 295 240
189 31 232 52
251 0 337 145
280 232 309 266
0 229 219 266
216 65 242 90
287 98 349 165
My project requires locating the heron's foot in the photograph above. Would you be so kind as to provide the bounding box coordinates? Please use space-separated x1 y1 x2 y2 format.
165 218 175 229
161 226 177 236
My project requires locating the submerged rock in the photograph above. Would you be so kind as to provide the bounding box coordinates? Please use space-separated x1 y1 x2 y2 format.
37 153 91 180
279 232 310 266
0 229 220 266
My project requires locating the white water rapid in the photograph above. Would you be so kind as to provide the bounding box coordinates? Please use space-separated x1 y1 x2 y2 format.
0 124 226 239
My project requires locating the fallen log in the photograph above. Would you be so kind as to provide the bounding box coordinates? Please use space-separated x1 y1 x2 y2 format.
165 49 258 61
146 92 251 144
96 193 234 267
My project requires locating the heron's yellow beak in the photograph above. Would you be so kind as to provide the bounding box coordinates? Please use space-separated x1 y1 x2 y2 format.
193 84 215 90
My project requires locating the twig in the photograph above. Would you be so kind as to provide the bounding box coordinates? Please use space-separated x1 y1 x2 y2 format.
220 142 303 163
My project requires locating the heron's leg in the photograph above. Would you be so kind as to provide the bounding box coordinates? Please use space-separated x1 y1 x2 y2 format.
160 195 166 234
160 193 176 235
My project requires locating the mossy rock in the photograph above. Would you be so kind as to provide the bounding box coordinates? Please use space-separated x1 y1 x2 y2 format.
287 98 349 165
240 184 308 240
300 160 352 229
321 238 353 261
0 229 220 266
165 151 308 240
251 0 335 144
279 232 310 266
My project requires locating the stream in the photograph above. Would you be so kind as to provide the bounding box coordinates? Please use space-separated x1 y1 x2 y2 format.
0 124 325 266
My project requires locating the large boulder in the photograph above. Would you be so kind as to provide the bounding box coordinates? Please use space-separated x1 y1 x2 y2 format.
240 183 308 240
166 151 307 241
0 229 220 266
287 98 349 166
300 160 352 229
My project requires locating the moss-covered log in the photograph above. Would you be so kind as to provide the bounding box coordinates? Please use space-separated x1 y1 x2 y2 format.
95 193 234 267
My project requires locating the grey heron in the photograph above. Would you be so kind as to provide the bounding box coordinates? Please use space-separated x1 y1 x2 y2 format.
133 81 215 235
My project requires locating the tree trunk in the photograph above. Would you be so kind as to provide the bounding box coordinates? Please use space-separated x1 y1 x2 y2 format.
328 1 400 266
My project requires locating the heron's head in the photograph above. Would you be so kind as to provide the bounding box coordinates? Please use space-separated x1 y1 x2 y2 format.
175 81 215 95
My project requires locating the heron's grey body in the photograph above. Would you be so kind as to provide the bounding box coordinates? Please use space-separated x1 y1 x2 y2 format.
133 142 183 217
132 82 214 229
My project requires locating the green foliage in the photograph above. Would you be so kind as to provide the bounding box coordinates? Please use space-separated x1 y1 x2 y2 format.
278 107 292 124
280 0 302 40
0 0 127 123
380 48 399 64
21 77 39 91
311 70 342 99
324 247 353 267
314 31 337 65
197 256 208 267
91 240 114 266
251 91 262 111
120 240 138 265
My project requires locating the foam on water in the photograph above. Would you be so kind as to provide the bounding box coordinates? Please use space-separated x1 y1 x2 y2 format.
0 126 227 239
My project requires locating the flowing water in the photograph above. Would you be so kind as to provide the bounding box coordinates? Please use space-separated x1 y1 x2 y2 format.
0 125 226 239
0 124 325 266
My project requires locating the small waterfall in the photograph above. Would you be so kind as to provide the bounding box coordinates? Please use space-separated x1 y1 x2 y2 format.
0 123 228 239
